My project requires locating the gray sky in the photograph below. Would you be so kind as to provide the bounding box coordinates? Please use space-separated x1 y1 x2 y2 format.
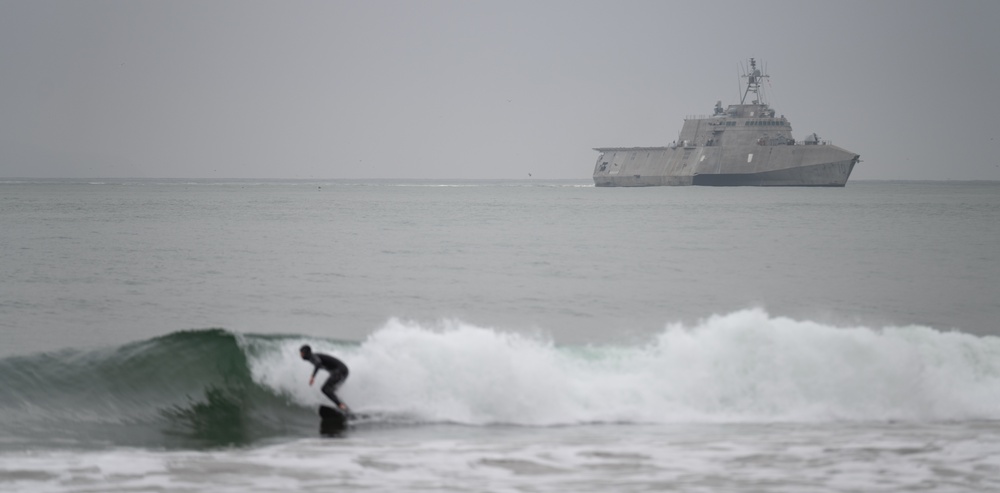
2 0 998 180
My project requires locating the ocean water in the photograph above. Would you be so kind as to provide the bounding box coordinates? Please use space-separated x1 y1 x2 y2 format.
2 179 999 492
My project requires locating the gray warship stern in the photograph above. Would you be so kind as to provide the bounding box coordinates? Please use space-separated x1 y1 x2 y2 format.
592 59 860 187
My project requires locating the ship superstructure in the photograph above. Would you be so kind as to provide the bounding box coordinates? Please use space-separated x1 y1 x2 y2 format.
593 59 859 187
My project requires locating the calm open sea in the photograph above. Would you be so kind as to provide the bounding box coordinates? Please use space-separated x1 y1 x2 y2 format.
2 179 999 492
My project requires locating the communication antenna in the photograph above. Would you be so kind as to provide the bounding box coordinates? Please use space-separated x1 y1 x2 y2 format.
740 57 769 105
736 62 742 104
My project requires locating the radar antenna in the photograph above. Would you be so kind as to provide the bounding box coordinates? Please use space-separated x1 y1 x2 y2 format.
740 58 769 105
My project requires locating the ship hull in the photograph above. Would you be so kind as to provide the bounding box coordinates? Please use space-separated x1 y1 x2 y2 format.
691 159 857 187
593 145 859 187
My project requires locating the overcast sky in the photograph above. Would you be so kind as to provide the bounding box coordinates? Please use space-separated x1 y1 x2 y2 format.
1 0 998 180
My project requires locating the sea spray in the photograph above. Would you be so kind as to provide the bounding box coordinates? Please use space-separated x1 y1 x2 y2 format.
254 310 1000 425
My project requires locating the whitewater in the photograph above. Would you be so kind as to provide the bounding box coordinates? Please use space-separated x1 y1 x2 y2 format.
260 310 1000 426
3 179 1000 492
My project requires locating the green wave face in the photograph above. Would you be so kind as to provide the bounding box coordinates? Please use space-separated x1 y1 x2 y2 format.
0 329 317 450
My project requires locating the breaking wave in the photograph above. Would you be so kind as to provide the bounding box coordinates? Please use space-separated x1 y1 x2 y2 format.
0 329 322 449
4 309 1000 450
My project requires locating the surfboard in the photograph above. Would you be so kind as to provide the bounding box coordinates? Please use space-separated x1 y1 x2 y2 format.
318 405 349 428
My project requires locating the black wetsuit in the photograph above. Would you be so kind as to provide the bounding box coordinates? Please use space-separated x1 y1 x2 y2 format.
308 353 349 407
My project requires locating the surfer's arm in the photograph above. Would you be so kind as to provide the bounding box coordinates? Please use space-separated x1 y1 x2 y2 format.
309 364 321 385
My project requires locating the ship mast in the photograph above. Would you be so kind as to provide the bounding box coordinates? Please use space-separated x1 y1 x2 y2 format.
739 58 769 105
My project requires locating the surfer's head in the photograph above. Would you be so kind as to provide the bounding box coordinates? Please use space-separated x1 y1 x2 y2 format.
299 344 312 359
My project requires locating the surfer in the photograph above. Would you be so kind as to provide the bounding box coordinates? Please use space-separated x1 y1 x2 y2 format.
300 344 350 412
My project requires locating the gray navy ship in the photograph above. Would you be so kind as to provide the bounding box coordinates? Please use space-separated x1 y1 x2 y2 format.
593 58 859 187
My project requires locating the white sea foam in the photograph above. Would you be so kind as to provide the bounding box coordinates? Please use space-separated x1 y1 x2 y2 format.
246 309 1000 425
5 421 1000 493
